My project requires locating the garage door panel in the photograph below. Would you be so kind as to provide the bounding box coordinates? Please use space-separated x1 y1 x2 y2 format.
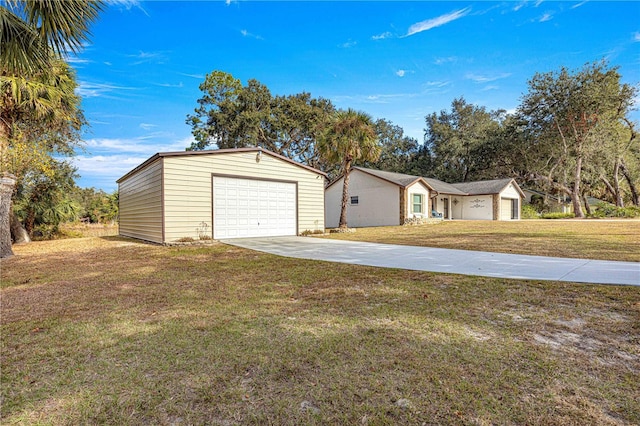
213 177 296 239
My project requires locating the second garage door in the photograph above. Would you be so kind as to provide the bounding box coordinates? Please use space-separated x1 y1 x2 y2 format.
213 176 297 239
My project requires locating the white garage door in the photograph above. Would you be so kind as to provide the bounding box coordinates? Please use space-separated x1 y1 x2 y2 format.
213 176 296 239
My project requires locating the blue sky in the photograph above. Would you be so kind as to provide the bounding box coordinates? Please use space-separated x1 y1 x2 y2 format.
69 0 640 191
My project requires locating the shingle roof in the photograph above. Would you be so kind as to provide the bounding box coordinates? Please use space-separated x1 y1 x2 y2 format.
451 178 517 195
351 167 429 188
328 167 522 197
423 178 468 196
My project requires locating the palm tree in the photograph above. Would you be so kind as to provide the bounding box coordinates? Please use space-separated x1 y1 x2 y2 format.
0 0 103 258
319 108 381 229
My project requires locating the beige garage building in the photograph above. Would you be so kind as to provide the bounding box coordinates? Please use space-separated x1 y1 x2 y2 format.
117 147 326 244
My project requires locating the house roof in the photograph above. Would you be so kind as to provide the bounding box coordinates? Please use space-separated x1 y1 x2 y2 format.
452 178 524 197
117 147 327 183
325 167 432 190
326 167 523 198
353 167 432 188
423 178 468 196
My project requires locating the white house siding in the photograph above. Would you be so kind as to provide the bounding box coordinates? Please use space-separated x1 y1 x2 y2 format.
405 181 431 220
325 170 400 228
118 159 164 243
460 195 494 220
499 183 522 220
162 151 325 242
451 197 464 219
501 183 522 200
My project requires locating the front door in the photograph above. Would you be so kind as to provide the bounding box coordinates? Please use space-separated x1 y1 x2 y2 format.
443 198 449 219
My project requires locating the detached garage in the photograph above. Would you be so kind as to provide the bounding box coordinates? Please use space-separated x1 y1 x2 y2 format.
117 148 326 243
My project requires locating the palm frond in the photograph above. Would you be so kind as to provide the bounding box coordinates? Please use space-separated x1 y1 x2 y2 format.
0 6 49 74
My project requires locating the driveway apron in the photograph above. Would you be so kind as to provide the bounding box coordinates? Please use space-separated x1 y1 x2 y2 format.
221 236 640 286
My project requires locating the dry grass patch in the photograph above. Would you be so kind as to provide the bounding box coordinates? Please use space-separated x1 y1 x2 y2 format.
323 219 640 262
1 237 639 425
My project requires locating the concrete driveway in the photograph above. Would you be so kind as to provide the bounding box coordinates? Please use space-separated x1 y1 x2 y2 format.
221 236 640 286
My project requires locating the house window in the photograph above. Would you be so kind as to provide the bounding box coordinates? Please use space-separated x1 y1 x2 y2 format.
412 194 424 214
350 196 359 205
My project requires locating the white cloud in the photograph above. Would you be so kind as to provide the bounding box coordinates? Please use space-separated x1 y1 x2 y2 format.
538 12 553 22
107 0 149 16
74 154 145 174
127 50 168 65
65 56 91 65
179 72 205 79
240 29 264 40
424 81 450 88
571 1 588 9
139 123 157 131
634 32 640 42
76 81 136 98
85 136 192 155
372 31 393 40
434 56 458 65
406 8 470 37
339 40 357 48
396 70 406 77
513 2 527 12
155 82 184 88
465 72 512 83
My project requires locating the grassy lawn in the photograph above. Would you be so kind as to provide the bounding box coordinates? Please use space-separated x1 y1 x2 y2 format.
1 237 639 425
322 219 640 262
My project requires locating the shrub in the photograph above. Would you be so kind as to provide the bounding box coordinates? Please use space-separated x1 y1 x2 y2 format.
590 203 640 218
521 203 540 219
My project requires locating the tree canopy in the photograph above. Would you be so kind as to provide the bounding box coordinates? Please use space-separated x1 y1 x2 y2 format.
186 71 335 168
513 60 637 216
1 0 103 257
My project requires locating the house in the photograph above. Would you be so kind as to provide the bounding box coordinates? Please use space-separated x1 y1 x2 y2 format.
523 188 607 214
117 147 326 243
523 188 573 213
325 167 524 228
324 168 431 228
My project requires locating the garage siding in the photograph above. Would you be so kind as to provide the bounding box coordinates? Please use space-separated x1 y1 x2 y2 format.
118 159 163 243
162 152 324 242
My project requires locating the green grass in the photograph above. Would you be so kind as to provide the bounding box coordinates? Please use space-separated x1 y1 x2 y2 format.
1 237 639 425
323 219 640 262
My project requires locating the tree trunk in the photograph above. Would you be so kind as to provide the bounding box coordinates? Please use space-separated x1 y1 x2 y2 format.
0 174 16 258
339 159 352 229
601 175 616 204
10 208 30 244
582 194 592 216
620 161 639 206
572 156 585 218
613 161 623 207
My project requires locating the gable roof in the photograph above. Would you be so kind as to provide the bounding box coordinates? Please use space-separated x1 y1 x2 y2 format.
117 147 327 183
354 167 432 188
326 167 433 190
452 178 524 197
423 178 468 196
